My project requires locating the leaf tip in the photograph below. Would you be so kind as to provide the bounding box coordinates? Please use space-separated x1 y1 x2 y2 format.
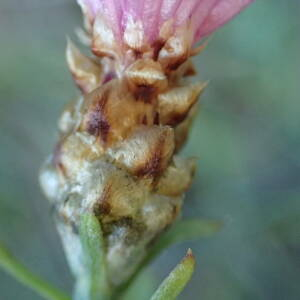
183 248 196 271
186 248 194 259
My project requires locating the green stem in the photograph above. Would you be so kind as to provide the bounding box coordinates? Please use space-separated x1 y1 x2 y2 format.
0 244 70 300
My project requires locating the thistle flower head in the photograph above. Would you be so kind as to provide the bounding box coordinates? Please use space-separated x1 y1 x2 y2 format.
40 0 254 293
78 0 253 66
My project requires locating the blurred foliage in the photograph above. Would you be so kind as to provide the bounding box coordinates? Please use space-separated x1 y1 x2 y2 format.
0 244 70 300
0 0 299 299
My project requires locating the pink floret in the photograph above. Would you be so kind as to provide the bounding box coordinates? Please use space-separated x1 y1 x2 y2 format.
78 0 254 44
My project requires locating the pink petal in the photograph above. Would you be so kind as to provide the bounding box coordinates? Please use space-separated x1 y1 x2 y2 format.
160 0 183 23
191 0 220 31
77 0 102 19
125 0 145 20
196 0 255 40
173 0 200 26
101 0 123 39
78 0 255 45
143 0 164 41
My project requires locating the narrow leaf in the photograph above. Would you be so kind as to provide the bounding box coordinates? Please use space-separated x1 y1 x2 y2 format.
150 249 196 300
79 213 111 300
118 218 221 295
0 244 70 300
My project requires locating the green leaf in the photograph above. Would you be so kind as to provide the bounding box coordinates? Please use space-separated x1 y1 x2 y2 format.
120 271 156 300
148 219 222 263
118 218 221 296
150 249 196 300
79 213 111 300
0 244 70 300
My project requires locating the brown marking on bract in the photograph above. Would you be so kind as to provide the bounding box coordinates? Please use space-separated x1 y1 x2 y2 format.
125 59 167 95
95 183 112 216
136 149 161 178
86 89 110 143
171 204 180 220
154 112 160 125
164 110 190 127
142 115 148 125
152 40 165 61
134 85 155 103
135 131 167 179
133 49 143 59
166 54 188 72
158 36 189 73
52 140 67 176
91 41 115 60
158 82 206 127
183 64 197 77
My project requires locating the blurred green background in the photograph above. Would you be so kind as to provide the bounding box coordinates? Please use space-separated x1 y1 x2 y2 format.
0 0 299 299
